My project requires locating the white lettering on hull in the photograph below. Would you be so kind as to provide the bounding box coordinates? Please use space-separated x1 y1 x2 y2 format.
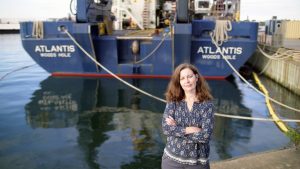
197 46 242 60
35 45 75 58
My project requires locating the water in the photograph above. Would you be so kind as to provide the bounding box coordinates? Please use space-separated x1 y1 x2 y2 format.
0 34 300 169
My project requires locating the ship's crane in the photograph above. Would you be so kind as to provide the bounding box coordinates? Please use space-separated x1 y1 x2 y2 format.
176 0 212 23
76 0 114 23
74 0 239 28
176 0 240 22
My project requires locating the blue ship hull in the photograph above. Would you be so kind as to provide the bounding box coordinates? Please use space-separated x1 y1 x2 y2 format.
20 20 258 79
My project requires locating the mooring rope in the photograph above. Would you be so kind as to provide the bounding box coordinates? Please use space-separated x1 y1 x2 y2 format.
210 20 232 46
214 113 300 122
32 21 44 39
258 59 271 75
257 45 293 60
0 64 37 81
210 20 300 113
257 45 300 75
63 28 166 103
135 32 169 64
63 28 300 122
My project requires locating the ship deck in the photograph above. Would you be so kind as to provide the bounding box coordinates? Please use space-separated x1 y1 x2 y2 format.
112 29 162 39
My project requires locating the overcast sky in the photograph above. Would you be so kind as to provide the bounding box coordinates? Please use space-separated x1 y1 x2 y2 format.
0 0 299 21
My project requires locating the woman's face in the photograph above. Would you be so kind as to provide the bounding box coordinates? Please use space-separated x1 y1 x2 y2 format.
179 68 197 93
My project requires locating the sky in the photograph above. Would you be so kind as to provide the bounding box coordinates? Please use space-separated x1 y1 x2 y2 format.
0 0 300 21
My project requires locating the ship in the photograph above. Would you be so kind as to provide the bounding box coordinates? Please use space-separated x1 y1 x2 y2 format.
20 0 258 79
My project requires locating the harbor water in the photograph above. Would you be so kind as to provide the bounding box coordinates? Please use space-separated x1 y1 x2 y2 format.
0 34 299 169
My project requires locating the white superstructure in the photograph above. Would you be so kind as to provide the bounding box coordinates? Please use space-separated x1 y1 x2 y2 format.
112 0 157 30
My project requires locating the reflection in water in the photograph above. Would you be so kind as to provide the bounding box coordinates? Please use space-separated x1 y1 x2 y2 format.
210 77 253 159
1 34 296 169
258 76 300 130
25 78 82 128
25 76 274 168
25 77 167 169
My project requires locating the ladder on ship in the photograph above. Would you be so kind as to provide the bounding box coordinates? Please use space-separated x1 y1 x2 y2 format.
142 0 150 28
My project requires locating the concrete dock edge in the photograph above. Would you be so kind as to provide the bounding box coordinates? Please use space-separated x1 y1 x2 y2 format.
211 147 300 169
248 49 300 96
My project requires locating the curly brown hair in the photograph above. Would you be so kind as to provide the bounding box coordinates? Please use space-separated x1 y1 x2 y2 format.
165 63 213 102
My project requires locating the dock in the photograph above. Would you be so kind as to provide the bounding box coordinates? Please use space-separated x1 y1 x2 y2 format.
0 23 20 33
248 47 300 96
251 20 300 95
211 148 300 169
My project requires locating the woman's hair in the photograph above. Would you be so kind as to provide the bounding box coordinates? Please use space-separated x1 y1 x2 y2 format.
165 63 213 102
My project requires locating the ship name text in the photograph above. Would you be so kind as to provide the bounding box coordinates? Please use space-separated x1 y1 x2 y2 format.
35 45 75 58
197 46 242 60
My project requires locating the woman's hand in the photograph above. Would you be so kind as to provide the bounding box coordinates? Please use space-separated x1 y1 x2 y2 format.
165 116 176 126
185 126 201 134
165 116 201 134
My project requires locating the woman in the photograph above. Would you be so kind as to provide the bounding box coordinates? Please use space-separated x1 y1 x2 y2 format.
161 63 214 169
